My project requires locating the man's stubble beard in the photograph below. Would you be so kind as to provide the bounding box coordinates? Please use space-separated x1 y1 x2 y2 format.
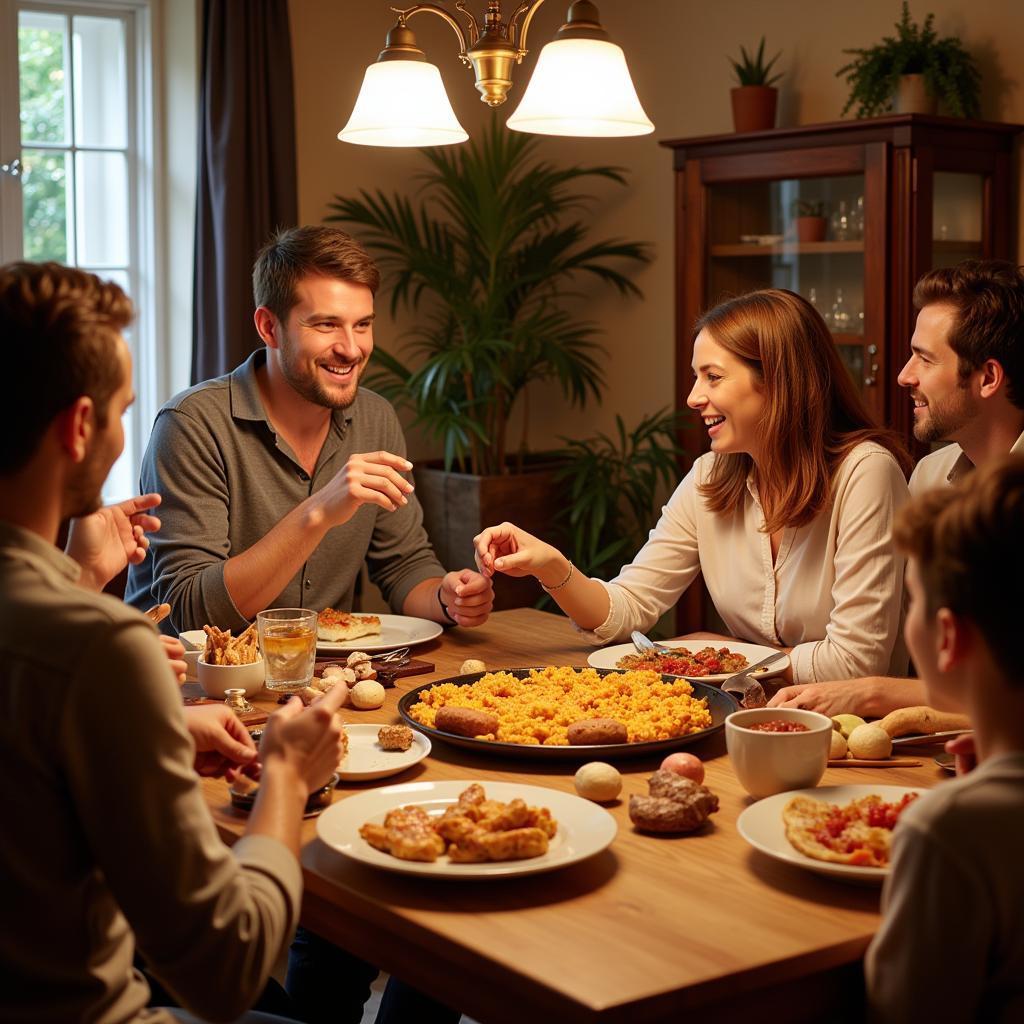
913 383 976 445
279 345 364 412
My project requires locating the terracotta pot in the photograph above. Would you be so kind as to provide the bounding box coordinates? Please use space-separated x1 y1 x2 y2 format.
414 458 568 611
894 74 937 115
794 216 827 243
730 85 778 133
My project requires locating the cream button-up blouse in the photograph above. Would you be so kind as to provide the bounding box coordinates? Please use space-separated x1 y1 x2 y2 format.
579 442 910 684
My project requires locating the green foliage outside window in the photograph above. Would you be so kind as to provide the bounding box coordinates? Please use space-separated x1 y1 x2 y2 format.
18 25 68 262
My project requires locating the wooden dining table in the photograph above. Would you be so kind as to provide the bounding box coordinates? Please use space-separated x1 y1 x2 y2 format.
198 608 941 1024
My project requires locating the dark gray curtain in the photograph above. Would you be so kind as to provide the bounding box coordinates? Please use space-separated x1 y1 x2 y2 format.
192 0 298 382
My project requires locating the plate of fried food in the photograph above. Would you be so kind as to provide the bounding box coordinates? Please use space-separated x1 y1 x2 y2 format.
736 784 921 884
588 640 789 684
316 610 442 653
398 666 737 760
337 724 432 782
316 780 617 878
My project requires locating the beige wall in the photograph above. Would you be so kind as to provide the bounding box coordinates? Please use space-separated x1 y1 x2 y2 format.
289 0 1024 459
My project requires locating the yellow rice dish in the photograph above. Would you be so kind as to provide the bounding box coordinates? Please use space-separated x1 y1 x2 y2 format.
407 666 713 746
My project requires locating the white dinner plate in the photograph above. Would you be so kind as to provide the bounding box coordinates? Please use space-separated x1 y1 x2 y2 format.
338 724 431 782
316 779 617 879
736 784 923 884
587 640 789 684
317 614 442 653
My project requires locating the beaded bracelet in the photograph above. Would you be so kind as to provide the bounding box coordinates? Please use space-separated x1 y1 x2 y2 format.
436 585 458 624
541 561 574 593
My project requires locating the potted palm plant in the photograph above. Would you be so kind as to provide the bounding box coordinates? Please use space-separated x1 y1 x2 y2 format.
837 2 981 118
729 37 783 133
327 116 651 608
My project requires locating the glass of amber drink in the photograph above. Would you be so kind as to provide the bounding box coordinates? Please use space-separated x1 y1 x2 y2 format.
257 608 317 692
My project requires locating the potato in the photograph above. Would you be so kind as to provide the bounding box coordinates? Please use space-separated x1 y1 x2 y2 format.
574 762 622 802
847 723 892 759
567 718 628 746
349 680 385 709
435 706 499 737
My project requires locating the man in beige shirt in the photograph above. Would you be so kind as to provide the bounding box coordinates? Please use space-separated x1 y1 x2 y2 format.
771 259 1024 717
0 262 346 1023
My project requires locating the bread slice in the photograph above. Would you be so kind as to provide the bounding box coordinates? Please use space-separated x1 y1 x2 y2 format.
317 607 382 642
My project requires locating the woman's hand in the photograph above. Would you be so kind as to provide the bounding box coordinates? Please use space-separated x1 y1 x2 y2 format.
473 522 564 584
66 492 163 591
184 704 259 779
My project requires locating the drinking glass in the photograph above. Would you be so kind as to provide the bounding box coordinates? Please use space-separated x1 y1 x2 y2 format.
257 608 317 692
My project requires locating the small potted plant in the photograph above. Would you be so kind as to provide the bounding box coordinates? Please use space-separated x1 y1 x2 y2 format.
837 2 981 118
729 37 783 133
791 199 827 243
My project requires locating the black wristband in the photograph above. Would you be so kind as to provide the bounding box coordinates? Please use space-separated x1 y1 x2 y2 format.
437 585 457 625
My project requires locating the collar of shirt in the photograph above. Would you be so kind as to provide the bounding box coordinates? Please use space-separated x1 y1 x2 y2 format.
0 519 82 585
227 347 356 470
946 426 1024 484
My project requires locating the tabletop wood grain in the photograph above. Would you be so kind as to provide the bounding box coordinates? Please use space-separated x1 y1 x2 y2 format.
200 609 939 1024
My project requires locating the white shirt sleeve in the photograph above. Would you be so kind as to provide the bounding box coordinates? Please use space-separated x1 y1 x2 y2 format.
788 450 909 682
574 461 704 644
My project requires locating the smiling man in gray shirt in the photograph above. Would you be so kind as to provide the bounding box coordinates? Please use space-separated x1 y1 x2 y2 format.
127 226 493 634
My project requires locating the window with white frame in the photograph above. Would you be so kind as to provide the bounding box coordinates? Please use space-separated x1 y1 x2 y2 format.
0 0 163 501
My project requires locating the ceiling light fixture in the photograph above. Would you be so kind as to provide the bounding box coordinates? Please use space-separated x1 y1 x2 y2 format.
338 0 654 147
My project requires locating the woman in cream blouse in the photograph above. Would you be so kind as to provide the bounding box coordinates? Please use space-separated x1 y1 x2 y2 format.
474 289 913 684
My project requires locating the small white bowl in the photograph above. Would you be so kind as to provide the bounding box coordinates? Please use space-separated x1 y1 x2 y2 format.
196 656 265 699
726 707 833 800
179 630 207 681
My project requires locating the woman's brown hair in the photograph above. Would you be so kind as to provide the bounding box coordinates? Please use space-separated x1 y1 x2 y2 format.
695 289 912 533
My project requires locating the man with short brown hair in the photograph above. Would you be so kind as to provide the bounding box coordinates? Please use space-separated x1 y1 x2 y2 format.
127 224 493 635
770 259 1024 718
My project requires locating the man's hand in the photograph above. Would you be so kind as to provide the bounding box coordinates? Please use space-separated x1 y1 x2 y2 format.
184 704 259 779
259 681 348 793
66 493 163 591
439 569 494 627
159 635 188 684
768 679 877 717
317 452 415 527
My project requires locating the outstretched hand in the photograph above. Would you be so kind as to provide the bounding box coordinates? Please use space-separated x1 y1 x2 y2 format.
473 522 561 580
66 493 163 591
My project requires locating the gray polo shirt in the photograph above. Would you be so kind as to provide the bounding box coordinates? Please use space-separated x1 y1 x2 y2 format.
127 349 445 634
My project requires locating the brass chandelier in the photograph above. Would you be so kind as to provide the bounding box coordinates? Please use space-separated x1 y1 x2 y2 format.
338 0 654 146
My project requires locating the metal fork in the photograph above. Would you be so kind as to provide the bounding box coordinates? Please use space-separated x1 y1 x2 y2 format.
376 647 410 664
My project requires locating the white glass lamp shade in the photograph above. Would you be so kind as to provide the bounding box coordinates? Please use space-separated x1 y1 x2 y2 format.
338 60 468 147
506 38 654 137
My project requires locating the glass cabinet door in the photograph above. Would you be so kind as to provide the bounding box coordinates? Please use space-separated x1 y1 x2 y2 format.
931 171 984 269
706 174 880 418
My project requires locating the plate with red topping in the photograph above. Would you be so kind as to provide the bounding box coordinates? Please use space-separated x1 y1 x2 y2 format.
588 640 788 684
736 785 921 884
